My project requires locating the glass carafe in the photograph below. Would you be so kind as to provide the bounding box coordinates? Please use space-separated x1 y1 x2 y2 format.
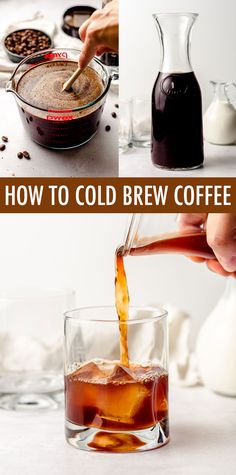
152 13 204 170
120 214 215 260
203 81 236 145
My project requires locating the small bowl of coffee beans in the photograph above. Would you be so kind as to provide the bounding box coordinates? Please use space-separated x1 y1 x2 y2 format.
4 28 53 63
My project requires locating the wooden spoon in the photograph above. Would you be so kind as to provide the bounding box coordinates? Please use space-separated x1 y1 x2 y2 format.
62 67 84 92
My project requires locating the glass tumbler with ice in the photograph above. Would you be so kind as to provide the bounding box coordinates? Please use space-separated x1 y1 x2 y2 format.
64 306 169 452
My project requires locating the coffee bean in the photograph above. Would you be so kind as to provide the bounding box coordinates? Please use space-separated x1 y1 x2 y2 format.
17 152 23 159
111 112 117 118
4 29 51 57
115 104 119 109
1 136 8 142
105 125 111 132
22 150 30 159
37 126 44 136
0 144 6 151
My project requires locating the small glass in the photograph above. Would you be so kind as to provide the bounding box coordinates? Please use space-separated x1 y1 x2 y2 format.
0 288 75 411
119 99 132 152
64 306 169 453
132 97 151 148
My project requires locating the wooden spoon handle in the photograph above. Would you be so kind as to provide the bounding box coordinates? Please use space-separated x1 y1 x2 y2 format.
62 67 84 92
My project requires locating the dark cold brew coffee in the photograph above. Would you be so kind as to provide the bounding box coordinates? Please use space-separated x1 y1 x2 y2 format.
152 72 204 170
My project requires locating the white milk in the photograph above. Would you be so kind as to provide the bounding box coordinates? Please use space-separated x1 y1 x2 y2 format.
204 99 236 145
196 279 236 396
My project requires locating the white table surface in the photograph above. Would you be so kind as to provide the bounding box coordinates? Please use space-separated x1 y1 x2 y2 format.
0 385 235 475
119 143 236 177
0 0 118 177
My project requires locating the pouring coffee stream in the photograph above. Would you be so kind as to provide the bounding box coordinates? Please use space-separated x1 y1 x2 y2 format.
115 215 219 369
115 231 216 369
115 249 130 367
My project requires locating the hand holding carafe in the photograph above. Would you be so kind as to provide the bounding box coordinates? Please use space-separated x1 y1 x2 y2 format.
178 213 236 277
122 213 236 278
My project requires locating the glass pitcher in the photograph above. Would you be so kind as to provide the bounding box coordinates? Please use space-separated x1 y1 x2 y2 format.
6 48 111 150
120 214 215 260
203 81 236 145
152 13 204 170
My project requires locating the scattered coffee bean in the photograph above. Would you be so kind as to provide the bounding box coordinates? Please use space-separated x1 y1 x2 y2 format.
22 150 30 159
1 136 8 142
115 104 119 109
4 29 51 57
105 125 111 132
0 144 6 151
17 152 23 159
111 112 117 118
36 126 44 136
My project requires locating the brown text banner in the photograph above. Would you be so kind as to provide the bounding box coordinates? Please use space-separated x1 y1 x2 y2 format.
0 178 235 213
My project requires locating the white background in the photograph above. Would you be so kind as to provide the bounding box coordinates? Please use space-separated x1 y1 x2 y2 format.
0 214 226 349
120 0 236 111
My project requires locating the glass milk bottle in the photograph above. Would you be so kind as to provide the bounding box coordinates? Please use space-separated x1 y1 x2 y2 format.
203 81 236 145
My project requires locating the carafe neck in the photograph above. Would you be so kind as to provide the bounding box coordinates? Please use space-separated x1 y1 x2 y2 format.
211 81 231 103
154 13 198 74
121 214 215 260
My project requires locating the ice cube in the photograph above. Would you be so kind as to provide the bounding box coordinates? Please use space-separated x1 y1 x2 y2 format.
100 381 149 425
72 361 107 382
108 364 136 383
99 365 150 425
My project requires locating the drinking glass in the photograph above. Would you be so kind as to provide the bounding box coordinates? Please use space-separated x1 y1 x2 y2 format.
64 306 169 452
0 288 75 410
119 99 132 152
132 97 151 148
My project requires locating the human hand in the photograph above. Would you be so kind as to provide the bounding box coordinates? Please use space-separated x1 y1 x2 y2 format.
178 213 236 277
79 0 119 69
